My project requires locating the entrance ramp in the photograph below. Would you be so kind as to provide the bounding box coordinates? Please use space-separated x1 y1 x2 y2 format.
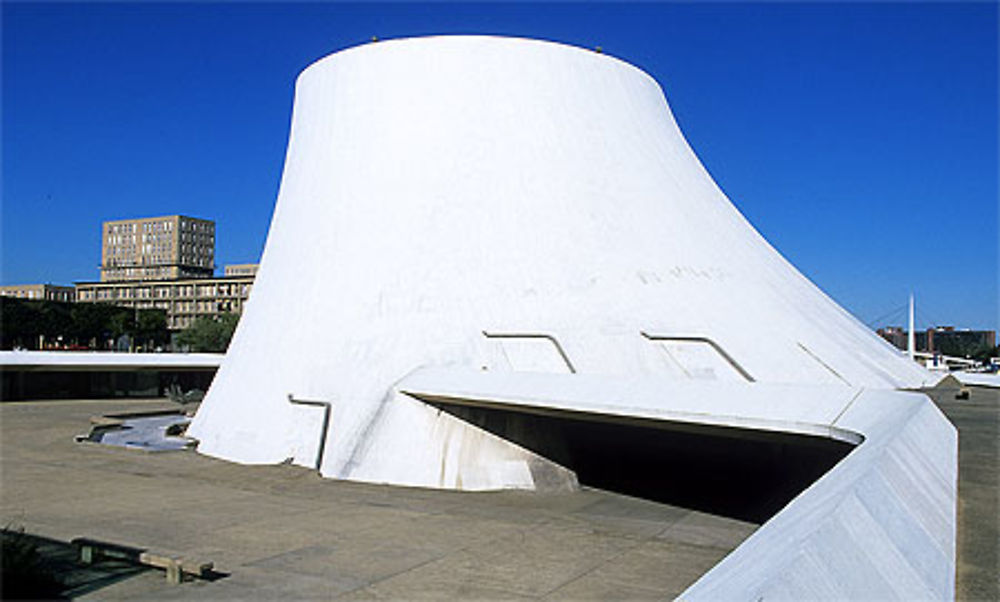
396 368 957 600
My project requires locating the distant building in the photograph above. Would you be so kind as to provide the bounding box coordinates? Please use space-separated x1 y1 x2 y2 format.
0 284 75 303
101 215 215 282
920 327 995 356
877 326 996 356
224 263 259 277
876 326 907 350
76 270 253 330
72 215 257 330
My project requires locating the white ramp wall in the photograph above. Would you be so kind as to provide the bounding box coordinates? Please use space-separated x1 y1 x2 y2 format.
189 36 936 487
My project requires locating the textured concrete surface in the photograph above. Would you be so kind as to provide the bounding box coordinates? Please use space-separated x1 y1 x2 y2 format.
0 398 755 600
681 387 957 600
192 35 934 498
928 384 999 601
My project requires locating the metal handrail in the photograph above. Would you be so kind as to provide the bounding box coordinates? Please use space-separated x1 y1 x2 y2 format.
640 331 755 382
287 394 332 471
482 331 577 374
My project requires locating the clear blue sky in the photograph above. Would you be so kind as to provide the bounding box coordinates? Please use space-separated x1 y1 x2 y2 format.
3 2 997 330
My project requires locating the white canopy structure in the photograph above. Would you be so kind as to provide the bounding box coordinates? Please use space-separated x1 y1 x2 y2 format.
189 37 955 599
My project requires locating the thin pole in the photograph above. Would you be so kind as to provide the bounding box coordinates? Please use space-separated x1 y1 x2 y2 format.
908 293 916 361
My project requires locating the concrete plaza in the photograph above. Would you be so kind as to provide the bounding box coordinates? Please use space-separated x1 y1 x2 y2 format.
1 398 754 600
2 384 995 599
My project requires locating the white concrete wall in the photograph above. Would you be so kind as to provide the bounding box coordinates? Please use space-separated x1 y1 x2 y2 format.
681 389 957 600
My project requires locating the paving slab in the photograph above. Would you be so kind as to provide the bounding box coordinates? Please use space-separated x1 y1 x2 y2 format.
927 385 999 601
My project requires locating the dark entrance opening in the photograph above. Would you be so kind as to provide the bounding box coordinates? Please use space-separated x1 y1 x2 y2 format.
429 401 855 524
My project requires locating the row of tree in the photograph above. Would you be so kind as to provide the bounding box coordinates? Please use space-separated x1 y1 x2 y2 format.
0 297 239 352
934 339 999 362
0 297 169 350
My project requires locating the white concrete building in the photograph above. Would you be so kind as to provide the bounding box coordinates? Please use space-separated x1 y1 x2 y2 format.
189 37 956 599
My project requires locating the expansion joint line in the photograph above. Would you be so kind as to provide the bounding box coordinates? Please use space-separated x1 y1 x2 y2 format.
831 388 865 428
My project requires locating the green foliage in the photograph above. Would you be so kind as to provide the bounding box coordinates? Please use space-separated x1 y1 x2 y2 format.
67 303 123 344
176 313 240 352
135 310 169 348
934 336 996 360
971 345 1000 362
0 297 169 350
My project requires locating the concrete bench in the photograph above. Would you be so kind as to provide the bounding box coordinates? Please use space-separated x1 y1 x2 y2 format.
72 537 214 584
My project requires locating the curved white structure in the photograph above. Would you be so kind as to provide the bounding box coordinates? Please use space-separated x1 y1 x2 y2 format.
188 37 956 597
190 35 934 476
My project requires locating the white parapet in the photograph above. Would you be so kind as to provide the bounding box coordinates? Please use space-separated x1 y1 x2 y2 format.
680 387 956 600
952 371 1000 388
0 350 224 370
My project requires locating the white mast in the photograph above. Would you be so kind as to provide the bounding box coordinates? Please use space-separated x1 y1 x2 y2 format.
908 293 916 361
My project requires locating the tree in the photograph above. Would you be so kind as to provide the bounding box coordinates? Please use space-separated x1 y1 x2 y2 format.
176 313 240 352
68 303 123 347
0 298 74 349
135 309 169 349
971 344 1000 363
0 297 33 348
0 298 169 350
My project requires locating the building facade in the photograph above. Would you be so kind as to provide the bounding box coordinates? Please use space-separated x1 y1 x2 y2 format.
223 263 259 277
876 326 908 351
877 326 996 356
72 214 260 330
76 272 254 330
0 284 76 303
101 215 215 282
920 327 995 356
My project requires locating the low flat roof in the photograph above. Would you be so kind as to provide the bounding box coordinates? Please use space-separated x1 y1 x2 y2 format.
74 274 253 286
0 351 223 371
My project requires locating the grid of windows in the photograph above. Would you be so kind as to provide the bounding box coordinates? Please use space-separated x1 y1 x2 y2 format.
101 215 215 282
79 214 257 330
0 284 75 302
74 275 255 330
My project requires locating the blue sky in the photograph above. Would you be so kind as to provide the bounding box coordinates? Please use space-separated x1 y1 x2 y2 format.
3 2 997 330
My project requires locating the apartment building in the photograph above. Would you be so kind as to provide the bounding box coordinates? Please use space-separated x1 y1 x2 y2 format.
76 271 254 330
72 214 259 330
101 215 215 282
877 325 996 355
0 284 75 303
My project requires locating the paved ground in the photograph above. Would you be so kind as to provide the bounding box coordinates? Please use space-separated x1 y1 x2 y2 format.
3 387 994 600
927 384 1000 601
0 398 755 600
